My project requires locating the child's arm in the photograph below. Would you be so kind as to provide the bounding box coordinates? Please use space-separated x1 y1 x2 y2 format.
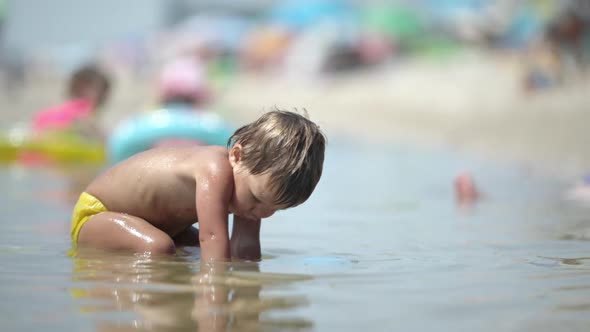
230 216 261 261
195 166 233 262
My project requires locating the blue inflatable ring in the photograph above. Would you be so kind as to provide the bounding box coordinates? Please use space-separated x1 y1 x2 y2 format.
108 110 233 163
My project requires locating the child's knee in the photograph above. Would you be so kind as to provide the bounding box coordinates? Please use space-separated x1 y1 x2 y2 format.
144 235 176 255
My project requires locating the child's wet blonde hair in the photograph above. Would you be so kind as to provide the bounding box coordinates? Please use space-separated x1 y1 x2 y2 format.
228 108 326 208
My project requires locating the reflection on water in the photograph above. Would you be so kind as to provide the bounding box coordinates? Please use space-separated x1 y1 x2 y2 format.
2 142 590 331
69 248 312 331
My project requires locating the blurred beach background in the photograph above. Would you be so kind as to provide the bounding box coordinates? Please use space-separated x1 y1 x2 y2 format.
1 0 589 174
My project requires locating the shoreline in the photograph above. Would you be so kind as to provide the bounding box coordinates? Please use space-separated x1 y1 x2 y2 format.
3 54 589 178
215 56 590 178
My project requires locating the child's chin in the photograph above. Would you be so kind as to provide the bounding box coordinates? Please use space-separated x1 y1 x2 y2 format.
237 213 257 220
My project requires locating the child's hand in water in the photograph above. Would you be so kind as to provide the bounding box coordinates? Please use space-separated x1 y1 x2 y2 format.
231 216 262 261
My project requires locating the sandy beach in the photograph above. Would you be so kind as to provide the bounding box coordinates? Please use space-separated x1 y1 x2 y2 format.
3 51 589 177
216 52 590 177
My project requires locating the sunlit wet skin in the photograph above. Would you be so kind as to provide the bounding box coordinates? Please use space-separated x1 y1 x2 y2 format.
78 213 201 255
77 145 272 259
78 212 177 255
84 147 218 237
78 147 231 254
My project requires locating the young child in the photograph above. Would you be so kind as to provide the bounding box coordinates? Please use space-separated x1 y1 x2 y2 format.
149 56 212 149
33 64 111 139
71 110 326 261
158 55 211 110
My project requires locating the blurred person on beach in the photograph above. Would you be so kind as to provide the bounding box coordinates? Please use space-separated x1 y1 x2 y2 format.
147 55 214 149
522 9 589 93
158 55 211 111
522 39 562 93
545 10 589 80
454 172 481 213
70 109 326 262
32 64 112 141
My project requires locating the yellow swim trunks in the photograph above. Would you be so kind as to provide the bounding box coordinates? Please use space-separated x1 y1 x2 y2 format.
70 192 108 244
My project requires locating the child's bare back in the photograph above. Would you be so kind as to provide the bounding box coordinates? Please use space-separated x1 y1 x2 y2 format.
86 146 228 236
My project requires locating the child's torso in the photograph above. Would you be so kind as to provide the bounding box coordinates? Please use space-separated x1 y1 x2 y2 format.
86 146 227 236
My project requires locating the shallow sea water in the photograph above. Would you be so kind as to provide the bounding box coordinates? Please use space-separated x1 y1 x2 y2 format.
1 141 590 332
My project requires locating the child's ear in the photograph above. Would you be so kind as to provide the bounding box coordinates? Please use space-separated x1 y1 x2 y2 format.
229 144 243 168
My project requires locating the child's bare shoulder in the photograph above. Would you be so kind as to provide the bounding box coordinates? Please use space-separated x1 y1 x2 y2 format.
191 145 232 177
130 145 227 168
150 145 230 178
145 145 231 179
198 145 229 161
89 146 229 187
87 146 232 204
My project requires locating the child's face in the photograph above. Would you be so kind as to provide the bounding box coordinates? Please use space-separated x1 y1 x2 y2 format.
77 82 108 107
229 146 285 220
231 171 282 220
